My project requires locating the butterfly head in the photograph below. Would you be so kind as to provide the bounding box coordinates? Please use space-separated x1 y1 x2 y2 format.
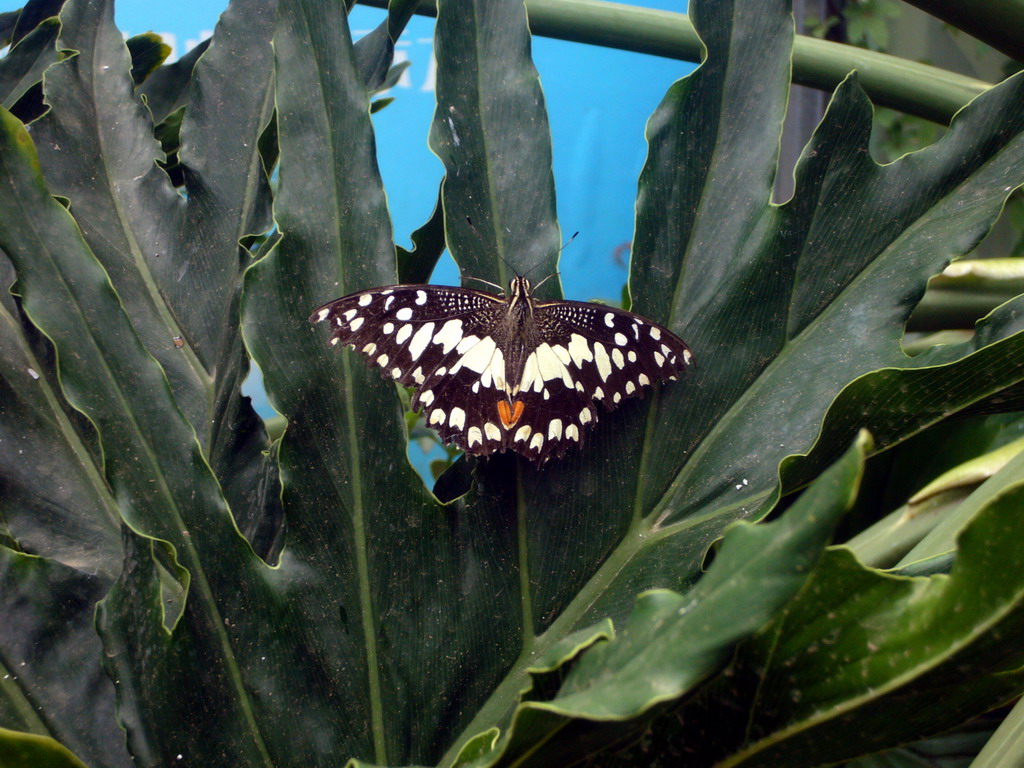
508 275 532 299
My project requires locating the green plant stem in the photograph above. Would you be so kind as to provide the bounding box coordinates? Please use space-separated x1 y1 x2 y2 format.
902 0 1024 62
357 0 992 124
844 489 971 569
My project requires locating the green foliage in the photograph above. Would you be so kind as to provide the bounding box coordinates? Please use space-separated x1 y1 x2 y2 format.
2 0 1024 766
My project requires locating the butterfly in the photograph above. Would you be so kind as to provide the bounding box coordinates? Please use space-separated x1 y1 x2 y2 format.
311 277 692 463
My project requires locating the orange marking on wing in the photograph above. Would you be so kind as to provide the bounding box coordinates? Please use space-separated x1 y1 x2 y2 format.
497 399 525 428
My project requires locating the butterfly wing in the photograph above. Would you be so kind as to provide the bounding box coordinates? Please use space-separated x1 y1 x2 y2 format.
505 300 693 462
312 285 693 464
310 284 512 455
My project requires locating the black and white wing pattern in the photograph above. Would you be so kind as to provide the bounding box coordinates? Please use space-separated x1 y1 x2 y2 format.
311 279 693 464
504 299 693 462
310 284 511 454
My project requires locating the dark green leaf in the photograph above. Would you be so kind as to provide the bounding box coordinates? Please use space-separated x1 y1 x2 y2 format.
0 274 121 575
138 38 210 125
0 548 129 768
0 16 60 110
30 0 281 552
0 10 21 47
244 0 529 761
352 0 418 92
461 433 870 766
0 101 292 765
10 0 64 46
429 0 560 291
710 480 1024 765
125 32 170 86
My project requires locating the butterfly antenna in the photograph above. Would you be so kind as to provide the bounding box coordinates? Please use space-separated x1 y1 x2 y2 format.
463 275 505 293
522 231 579 279
464 215 521 286
532 271 561 292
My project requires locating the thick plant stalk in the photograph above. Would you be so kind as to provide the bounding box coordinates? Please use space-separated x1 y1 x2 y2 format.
358 0 992 124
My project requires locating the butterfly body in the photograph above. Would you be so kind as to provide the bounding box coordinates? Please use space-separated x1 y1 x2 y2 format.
311 277 692 463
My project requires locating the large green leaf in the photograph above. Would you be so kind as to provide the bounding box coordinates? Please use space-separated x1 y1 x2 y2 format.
455 433 871 766
0 15 59 111
0 102 282 765
26 0 281 556
244 0 526 761
0 253 121 575
428 0 560 290
0 548 129 768
655 460 1024 766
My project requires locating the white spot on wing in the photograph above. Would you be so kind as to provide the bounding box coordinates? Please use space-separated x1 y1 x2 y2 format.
484 422 501 441
359 294 372 307
650 327 662 340
385 296 395 310
613 392 622 403
518 352 542 394
350 317 365 332
614 332 627 346
594 343 612 381
654 351 665 366
316 308 330 322
566 424 579 441
362 343 377 355
628 350 637 363
391 367 402 379
530 432 544 451
535 343 573 387
626 381 636 394
468 426 482 447
416 290 427 305
593 386 604 400
548 419 563 440
408 322 436 360
683 349 693 364
420 390 434 406
514 425 532 442
433 319 464 353
412 367 425 385
451 336 497 375
639 373 650 386
449 407 466 430
344 309 358 320
383 322 395 335
567 334 594 367
396 307 413 321
429 408 446 425
604 312 615 328
395 324 413 344
490 348 507 392
580 408 592 424
377 354 389 367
